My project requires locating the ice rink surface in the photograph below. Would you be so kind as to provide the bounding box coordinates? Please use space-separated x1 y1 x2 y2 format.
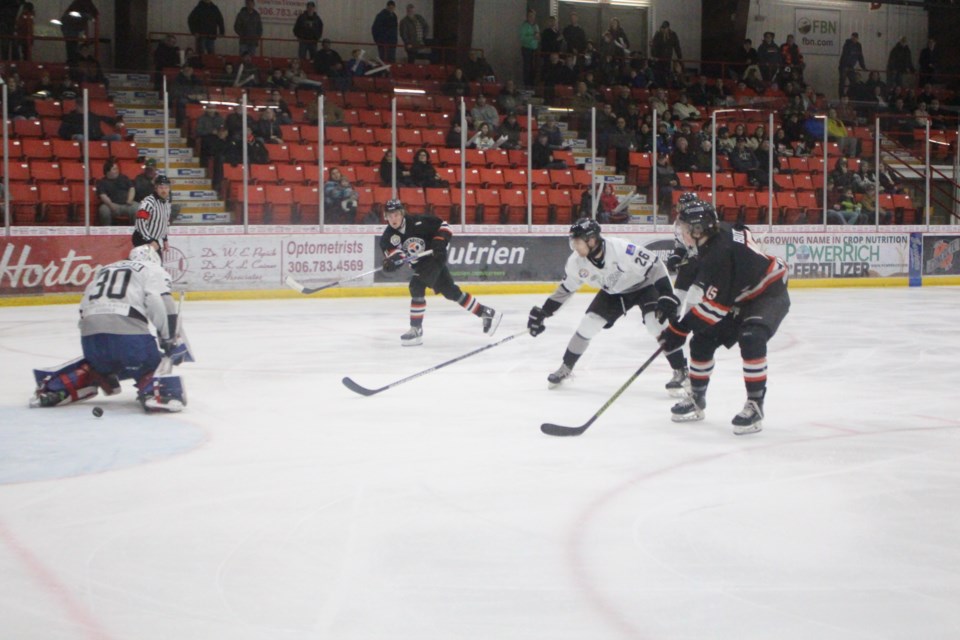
1 287 959 640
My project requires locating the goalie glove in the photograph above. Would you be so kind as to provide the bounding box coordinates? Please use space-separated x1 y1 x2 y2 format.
527 305 550 337
655 293 680 324
382 250 407 273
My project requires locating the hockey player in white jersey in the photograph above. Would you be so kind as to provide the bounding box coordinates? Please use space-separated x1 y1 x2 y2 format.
527 217 689 392
30 243 189 412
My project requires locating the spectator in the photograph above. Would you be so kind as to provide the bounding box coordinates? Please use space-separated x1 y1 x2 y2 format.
467 122 505 150
745 124 765 151
253 107 282 144
827 187 863 225
410 148 447 188
58 102 122 141
185 47 203 69
312 38 342 75
672 93 701 121
324 167 359 224
531 131 566 169
497 79 524 115
497 112 523 150
462 49 495 83
671 135 697 172
236 53 260 86
188 0 225 55
730 136 764 187
371 0 398 63
519 8 539 88
562 11 586 55
918 38 937 86
607 116 636 173
4 75 36 119
829 157 854 193
13 2 34 62
347 48 369 76
851 159 876 194
293 1 323 61
597 184 627 224
655 152 679 209
756 31 780 82
442 67 468 97
399 3 429 63
540 15 562 60
265 89 292 124
826 107 858 157
380 149 411 187
606 17 629 51
779 34 804 81
195 105 224 165
470 94 499 129
234 0 262 57
838 32 866 95
732 38 758 80
538 115 564 148
694 138 713 170
59 0 98 63
96 159 138 226
445 120 463 148
860 184 889 223
71 42 107 86
650 21 681 86
687 76 712 107
133 158 159 202
171 64 206 127
208 125 239 189
154 34 181 91
886 36 914 88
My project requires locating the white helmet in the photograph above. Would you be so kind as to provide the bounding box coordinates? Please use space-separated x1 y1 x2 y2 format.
128 244 162 266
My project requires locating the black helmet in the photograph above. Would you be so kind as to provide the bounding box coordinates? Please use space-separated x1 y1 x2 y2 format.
154 174 171 186
677 192 698 206
678 200 719 240
384 198 404 214
569 217 601 241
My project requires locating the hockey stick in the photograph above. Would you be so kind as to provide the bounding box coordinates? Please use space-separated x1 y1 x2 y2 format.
285 250 432 295
540 346 664 437
343 330 527 396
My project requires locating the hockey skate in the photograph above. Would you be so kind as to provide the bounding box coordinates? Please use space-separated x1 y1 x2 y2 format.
732 400 763 435
481 306 503 336
141 395 185 413
401 326 423 347
671 390 706 422
665 366 690 397
547 363 573 388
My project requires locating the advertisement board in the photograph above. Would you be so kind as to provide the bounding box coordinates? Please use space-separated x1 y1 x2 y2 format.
922 235 960 275
794 8 842 56
752 232 910 278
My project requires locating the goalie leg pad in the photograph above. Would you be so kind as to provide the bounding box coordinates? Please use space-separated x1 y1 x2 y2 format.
137 374 187 413
30 357 100 407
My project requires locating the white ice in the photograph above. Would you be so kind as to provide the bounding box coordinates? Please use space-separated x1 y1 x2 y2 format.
1 287 959 640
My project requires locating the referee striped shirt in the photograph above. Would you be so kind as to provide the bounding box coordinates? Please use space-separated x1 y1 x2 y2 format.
135 194 172 243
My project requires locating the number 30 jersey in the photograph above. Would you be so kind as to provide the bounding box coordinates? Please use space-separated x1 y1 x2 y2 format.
555 237 667 298
79 259 175 340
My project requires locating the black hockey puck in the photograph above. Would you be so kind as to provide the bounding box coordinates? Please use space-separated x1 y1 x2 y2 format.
92 406 104 418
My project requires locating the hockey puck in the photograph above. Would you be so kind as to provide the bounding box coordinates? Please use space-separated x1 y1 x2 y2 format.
92 407 104 418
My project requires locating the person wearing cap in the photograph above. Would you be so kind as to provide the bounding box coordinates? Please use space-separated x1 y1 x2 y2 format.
399 3 429 63
134 159 160 202
650 20 682 87
133 174 173 249
839 32 866 95
312 37 343 75
293 1 323 61
379 199 502 346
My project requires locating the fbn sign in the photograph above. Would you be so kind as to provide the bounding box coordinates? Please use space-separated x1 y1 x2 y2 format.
794 8 841 55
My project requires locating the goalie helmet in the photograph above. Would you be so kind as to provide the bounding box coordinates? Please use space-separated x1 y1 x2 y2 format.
677 200 719 241
569 217 601 241
128 244 162 266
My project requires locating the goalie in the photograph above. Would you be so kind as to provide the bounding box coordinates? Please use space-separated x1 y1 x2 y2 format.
29 243 192 413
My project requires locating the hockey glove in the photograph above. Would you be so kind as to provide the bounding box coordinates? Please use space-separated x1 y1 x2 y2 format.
159 338 177 358
430 238 448 262
382 251 407 273
528 305 549 337
665 252 683 274
655 293 680 324
657 318 689 353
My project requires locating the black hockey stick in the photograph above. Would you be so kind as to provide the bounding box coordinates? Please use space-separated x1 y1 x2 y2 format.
540 346 664 437
343 331 527 396
285 250 432 295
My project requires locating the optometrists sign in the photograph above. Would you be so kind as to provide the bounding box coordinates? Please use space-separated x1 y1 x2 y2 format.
795 8 841 56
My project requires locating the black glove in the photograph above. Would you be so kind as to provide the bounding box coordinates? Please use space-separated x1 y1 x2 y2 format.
655 293 680 324
657 318 689 353
159 338 176 357
430 238 448 262
528 305 549 337
665 252 683 274
382 251 406 273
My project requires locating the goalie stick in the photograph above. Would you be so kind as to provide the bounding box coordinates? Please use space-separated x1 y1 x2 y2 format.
285 250 432 295
342 331 526 396
540 346 664 437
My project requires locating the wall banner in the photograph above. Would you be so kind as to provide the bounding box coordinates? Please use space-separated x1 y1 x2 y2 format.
922 235 960 275
752 232 910 278
794 8 842 56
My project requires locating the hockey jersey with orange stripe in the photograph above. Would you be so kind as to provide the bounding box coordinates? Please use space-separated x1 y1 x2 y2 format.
684 223 787 332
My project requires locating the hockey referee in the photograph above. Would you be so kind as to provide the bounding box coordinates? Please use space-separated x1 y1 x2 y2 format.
133 175 172 249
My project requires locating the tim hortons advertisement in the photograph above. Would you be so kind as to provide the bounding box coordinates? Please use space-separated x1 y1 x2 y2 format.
0 236 132 295
922 235 960 275
752 232 910 278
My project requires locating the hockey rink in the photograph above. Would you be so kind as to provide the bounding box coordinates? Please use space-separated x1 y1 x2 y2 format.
1 287 958 640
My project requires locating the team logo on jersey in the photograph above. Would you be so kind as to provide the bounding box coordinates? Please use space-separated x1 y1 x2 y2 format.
626 244 636 255
390 235 402 247
403 237 427 255
578 268 590 279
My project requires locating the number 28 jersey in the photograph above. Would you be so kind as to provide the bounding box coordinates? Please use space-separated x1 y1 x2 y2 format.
79 259 174 339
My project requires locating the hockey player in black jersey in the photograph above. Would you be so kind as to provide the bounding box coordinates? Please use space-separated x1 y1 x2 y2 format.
379 199 503 346
658 200 790 434
527 218 689 393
